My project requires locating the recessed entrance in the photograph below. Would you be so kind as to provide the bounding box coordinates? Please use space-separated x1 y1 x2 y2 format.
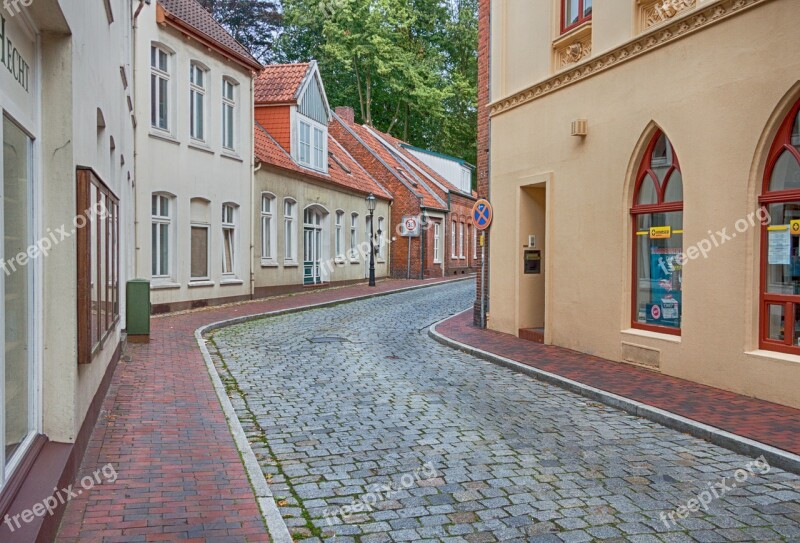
304 208 324 285
518 185 547 342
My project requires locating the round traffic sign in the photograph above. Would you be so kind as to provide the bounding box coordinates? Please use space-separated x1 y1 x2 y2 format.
472 199 493 231
650 305 662 320
404 217 418 232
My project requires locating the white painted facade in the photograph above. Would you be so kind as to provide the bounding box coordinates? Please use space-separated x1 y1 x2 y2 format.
403 146 474 194
133 2 257 310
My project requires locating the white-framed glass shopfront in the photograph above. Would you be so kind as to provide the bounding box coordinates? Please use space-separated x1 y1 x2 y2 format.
0 10 42 494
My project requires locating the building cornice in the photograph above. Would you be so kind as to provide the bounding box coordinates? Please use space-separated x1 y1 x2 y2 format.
489 0 772 117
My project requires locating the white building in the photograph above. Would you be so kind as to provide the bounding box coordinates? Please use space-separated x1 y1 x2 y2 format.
0 1 135 539
133 0 262 313
401 144 475 196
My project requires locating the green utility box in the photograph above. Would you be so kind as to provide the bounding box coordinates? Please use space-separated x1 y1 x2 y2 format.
126 279 151 342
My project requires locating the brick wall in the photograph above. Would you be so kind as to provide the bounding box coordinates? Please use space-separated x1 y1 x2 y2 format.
447 193 477 276
474 0 491 327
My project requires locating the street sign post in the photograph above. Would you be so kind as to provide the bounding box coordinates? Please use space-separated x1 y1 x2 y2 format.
471 199 493 329
401 216 421 279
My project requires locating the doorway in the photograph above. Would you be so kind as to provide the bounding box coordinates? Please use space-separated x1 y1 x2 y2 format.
518 185 547 342
303 208 324 285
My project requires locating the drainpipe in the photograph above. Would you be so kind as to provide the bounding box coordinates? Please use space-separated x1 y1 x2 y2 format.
132 0 146 279
420 209 426 280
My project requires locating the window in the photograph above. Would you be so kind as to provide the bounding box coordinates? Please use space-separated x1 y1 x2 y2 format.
191 225 209 280
378 217 385 259
631 131 683 334
434 222 441 263
335 210 344 258
150 45 170 131
473 225 478 259
459 222 465 259
151 193 172 278
190 63 206 141
222 204 237 275
760 100 800 354
77 168 120 365
261 193 276 261
451 220 457 258
350 213 359 260
222 79 237 150
298 118 327 171
562 0 592 33
284 199 297 261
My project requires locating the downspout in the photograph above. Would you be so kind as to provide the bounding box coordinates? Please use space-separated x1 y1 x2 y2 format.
420 209 426 280
132 0 145 280
250 78 257 299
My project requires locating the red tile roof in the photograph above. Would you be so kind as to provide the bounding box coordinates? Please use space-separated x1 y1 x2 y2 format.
254 123 392 201
331 116 449 211
255 63 312 104
158 0 262 70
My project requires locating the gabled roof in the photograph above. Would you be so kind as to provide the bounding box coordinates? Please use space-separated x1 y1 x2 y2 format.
254 123 392 201
332 114 449 211
158 0 262 71
400 143 476 170
255 63 311 104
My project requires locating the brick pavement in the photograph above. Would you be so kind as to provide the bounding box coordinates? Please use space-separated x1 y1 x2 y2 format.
210 281 800 543
436 311 800 457
55 276 467 543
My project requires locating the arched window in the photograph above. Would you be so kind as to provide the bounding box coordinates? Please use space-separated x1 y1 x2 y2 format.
631 130 683 334
760 100 800 353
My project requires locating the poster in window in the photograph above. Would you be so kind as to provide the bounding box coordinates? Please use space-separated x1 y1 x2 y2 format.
647 247 682 327
768 227 791 265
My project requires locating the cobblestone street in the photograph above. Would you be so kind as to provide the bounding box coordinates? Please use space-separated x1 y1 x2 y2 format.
211 281 800 543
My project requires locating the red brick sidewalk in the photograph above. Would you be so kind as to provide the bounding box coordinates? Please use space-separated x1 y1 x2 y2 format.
436 311 800 457
55 276 469 543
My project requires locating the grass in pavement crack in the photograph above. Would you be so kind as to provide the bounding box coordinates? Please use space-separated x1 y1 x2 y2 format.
207 334 325 540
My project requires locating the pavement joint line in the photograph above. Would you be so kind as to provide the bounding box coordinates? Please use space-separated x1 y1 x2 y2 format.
192 275 474 543
429 310 800 476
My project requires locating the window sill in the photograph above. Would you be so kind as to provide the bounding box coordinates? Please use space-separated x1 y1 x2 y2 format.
621 328 681 343
349 259 360 264
151 281 181 290
744 349 800 366
554 19 592 47
221 150 243 162
188 280 215 288
284 261 299 268
260 259 279 268
220 277 243 285
188 141 214 155
149 129 179 145
377 259 386 264
334 258 346 266
433 260 442 265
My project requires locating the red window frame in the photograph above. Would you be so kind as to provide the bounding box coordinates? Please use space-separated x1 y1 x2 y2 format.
759 99 800 354
630 130 683 336
561 0 592 34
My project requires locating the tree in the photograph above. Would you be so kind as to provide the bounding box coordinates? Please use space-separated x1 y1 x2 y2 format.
197 0 283 62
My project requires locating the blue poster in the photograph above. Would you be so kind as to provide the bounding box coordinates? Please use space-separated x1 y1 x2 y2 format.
646 247 682 327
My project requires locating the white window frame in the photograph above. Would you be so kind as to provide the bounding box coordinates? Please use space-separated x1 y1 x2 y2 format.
150 45 172 133
434 222 441 264
297 115 328 172
473 225 478 259
261 193 277 262
350 212 359 261
222 78 238 152
335 210 344 260
459 222 465 259
284 198 297 263
189 62 207 142
151 193 173 279
222 204 238 277
190 222 211 282
377 217 385 260
451 220 457 258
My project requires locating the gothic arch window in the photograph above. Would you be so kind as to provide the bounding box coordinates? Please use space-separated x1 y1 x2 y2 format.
760 100 800 353
631 130 684 334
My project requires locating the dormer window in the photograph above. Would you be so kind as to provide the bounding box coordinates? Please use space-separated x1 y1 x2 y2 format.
297 116 328 172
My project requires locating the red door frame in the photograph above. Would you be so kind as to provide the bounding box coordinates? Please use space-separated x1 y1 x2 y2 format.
758 100 800 353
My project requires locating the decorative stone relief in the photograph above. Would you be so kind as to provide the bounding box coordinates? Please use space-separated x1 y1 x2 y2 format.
553 30 592 69
640 0 697 30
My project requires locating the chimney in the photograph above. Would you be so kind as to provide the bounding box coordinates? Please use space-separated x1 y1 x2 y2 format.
335 106 355 124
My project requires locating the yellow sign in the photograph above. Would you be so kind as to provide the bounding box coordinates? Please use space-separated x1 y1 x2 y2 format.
480 233 485 247
649 226 672 239
791 220 800 236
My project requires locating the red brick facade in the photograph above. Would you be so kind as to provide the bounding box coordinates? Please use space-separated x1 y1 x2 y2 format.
474 0 491 326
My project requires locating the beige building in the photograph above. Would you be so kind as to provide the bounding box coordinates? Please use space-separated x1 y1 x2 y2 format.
133 0 262 313
486 0 800 408
0 1 135 539
252 64 392 294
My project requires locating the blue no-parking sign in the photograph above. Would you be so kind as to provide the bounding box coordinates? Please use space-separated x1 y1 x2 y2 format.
472 199 493 231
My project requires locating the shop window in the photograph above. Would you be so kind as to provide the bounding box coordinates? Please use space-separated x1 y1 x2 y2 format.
562 0 592 33
631 130 683 334
77 168 120 365
760 99 800 354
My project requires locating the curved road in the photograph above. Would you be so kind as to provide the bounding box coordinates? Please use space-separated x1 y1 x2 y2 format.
211 281 800 543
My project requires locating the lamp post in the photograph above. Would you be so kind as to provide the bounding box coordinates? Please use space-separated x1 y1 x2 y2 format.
366 193 377 287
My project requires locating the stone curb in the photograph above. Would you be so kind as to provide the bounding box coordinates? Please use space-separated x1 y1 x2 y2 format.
429 312 800 475
193 276 474 542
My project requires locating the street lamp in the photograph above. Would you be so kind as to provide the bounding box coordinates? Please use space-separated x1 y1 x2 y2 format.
366 193 377 287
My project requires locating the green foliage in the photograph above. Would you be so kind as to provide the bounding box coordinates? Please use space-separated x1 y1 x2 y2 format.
197 0 283 62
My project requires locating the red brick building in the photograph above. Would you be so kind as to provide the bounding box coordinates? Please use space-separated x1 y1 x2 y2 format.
331 108 477 279
475 0 491 326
